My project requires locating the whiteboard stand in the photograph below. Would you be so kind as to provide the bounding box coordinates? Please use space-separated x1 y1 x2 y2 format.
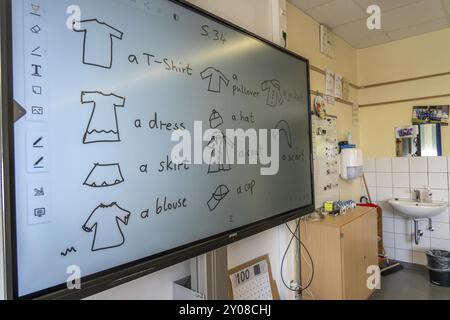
206 248 229 300
173 276 205 300
174 248 229 300
190 254 208 298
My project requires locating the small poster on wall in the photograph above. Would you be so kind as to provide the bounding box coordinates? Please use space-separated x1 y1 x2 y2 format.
412 105 449 126
335 73 343 99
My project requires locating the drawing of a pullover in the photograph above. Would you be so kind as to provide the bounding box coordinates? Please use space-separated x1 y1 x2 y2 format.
261 80 284 107
82 203 131 252
81 92 125 144
73 19 123 69
200 67 230 93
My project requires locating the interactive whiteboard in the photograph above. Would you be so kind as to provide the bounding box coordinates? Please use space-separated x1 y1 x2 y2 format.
5 0 313 298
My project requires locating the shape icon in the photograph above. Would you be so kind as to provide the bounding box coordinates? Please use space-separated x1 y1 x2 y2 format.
200 67 230 93
84 163 125 188
82 203 131 252
81 91 125 144
73 19 123 69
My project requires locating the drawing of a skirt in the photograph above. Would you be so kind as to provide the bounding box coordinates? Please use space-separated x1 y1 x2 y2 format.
84 163 125 188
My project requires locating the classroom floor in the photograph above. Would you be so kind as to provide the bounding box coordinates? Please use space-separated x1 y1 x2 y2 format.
370 264 450 300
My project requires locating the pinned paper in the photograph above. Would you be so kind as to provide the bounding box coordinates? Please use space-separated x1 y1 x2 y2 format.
325 70 335 97
335 73 343 99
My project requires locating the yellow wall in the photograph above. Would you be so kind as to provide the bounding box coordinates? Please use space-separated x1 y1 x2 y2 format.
358 28 450 157
287 3 361 201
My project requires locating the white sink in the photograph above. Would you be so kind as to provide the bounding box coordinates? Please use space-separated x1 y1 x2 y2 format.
388 199 448 219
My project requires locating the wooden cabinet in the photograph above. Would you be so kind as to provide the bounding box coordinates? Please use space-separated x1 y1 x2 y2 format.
300 207 378 300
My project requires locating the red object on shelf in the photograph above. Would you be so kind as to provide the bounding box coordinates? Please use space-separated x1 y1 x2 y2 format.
357 203 379 209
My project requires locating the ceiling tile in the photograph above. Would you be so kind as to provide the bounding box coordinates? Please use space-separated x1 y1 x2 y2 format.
443 0 450 14
306 0 366 28
333 18 385 43
288 0 333 11
351 33 392 48
387 18 449 40
381 0 446 31
353 0 422 13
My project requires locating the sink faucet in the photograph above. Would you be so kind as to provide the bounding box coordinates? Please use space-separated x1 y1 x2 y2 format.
414 190 422 202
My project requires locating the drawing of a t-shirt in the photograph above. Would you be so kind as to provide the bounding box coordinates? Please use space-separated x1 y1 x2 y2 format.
81 92 125 144
261 80 284 107
82 203 131 252
200 67 230 93
74 19 123 69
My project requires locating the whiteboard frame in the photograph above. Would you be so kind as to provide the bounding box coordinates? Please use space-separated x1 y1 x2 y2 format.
1 0 315 300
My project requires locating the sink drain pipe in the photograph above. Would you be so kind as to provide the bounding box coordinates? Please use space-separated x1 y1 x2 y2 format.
413 218 434 245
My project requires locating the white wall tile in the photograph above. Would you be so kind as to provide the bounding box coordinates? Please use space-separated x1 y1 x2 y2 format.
413 251 428 266
393 188 411 200
367 187 377 202
377 173 393 188
392 157 409 173
380 202 394 218
395 249 413 263
383 232 395 248
376 158 392 172
364 158 376 172
384 246 395 259
365 172 376 187
430 238 450 251
383 217 394 233
413 237 431 252
393 173 410 188
377 187 393 202
410 157 428 173
428 157 448 173
433 208 450 223
431 189 449 202
410 173 428 189
395 233 413 250
428 173 448 190
431 222 450 240
394 217 412 235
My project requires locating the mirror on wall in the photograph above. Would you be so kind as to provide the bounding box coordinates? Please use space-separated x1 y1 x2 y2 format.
396 124 442 157
416 124 442 157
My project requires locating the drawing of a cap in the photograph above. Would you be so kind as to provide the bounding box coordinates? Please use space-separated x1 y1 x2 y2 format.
209 109 224 129
207 185 230 211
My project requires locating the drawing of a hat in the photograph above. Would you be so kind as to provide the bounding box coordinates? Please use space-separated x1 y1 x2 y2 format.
209 109 224 129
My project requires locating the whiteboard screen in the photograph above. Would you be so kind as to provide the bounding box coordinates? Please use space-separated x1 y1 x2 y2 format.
9 0 313 298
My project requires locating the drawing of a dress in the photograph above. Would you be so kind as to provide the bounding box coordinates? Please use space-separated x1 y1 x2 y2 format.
84 163 124 188
207 132 232 174
81 91 125 144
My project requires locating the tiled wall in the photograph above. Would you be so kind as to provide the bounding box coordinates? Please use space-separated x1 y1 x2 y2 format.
363 157 450 266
